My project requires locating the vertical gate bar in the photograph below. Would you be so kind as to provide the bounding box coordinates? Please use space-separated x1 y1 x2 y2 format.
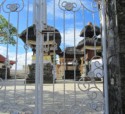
73 11 77 103
33 0 36 24
63 10 66 108
114 0 118 27
101 0 109 114
92 12 97 56
35 0 44 113
34 1 38 113
4 12 10 102
39 28 43 114
0 0 4 12
82 7 86 77
35 28 40 114
24 0 30 104
39 0 45 113
53 0 56 107
0 6 1 13
42 0 47 107
35 1 39 113
43 0 47 25
14 12 20 103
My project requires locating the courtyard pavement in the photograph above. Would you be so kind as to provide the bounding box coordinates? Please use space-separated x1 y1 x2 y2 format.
0 79 104 114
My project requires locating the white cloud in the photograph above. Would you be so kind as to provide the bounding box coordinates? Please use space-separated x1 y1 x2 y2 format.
25 4 33 12
23 0 98 19
61 28 82 47
11 52 32 70
47 0 98 19
47 0 75 19
0 46 7 56
28 4 33 12
24 2 33 12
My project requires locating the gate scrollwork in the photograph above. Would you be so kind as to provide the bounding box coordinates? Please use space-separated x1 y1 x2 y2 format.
58 0 81 12
0 0 105 114
2 0 24 13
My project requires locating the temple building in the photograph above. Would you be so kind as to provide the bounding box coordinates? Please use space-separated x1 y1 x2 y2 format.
57 47 84 80
19 25 62 83
76 22 102 80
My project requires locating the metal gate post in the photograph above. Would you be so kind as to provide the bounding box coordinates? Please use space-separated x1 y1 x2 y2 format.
101 0 109 114
34 0 45 114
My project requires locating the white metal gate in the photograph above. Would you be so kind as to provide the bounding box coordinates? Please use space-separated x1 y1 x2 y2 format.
0 0 108 114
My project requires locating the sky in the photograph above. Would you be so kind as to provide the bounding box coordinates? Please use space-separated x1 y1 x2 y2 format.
0 0 100 70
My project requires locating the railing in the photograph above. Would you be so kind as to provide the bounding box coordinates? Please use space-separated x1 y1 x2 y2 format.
0 0 108 114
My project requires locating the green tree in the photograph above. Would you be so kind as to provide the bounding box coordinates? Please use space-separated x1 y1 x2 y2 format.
0 14 17 45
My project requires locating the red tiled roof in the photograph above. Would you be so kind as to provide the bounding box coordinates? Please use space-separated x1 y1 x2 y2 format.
9 60 15 65
0 54 5 62
0 54 15 65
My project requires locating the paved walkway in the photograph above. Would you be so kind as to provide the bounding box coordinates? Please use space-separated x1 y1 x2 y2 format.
0 79 104 114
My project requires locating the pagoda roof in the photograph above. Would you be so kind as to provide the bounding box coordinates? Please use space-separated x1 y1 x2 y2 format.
19 25 61 47
80 23 100 38
77 37 101 49
59 47 84 58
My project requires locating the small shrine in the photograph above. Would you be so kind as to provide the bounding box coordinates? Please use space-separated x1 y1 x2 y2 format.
77 22 102 80
58 47 84 80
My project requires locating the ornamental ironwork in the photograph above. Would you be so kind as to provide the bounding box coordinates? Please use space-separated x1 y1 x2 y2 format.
0 0 107 114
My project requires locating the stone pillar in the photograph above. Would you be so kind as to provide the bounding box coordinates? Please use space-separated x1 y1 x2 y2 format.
117 1 125 113
105 0 125 113
26 63 53 83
